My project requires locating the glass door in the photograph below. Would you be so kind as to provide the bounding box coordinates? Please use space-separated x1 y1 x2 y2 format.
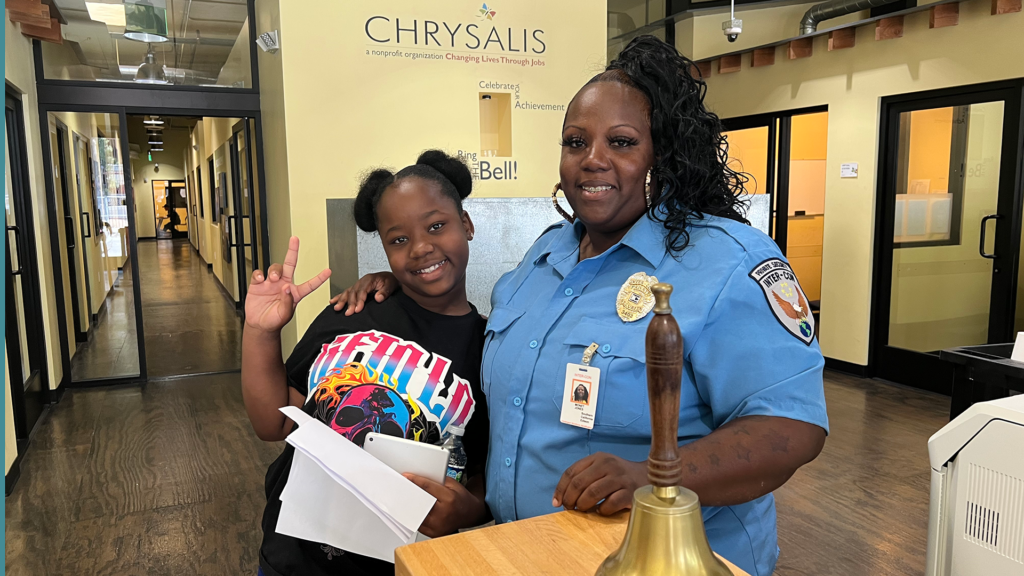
46 111 146 383
228 118 262 303
723 107 830 331
722 119 775 237
72 132 96 338
873 86 1023 392
6 91 48 439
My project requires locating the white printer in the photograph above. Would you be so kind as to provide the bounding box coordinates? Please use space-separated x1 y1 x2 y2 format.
926 395 1024 575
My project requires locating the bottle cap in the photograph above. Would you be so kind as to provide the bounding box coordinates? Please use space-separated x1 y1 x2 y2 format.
449 426 466 437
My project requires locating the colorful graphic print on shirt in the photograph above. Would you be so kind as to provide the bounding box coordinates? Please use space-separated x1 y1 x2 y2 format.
305 330 476 447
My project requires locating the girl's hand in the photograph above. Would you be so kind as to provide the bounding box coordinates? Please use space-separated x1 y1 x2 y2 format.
330 272 399 316
404 474 487 538
245 236 331 333
552 452 647 515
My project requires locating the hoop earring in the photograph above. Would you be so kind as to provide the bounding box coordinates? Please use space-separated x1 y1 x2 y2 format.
644 170 652 208
552 182 575 223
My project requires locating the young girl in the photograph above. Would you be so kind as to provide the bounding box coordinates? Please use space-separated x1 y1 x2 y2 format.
241 150 489 576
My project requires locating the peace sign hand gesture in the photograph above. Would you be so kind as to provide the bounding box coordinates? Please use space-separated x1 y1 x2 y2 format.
245 236 331 334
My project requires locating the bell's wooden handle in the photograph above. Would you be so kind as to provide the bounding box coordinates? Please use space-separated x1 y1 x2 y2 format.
646 283 683 490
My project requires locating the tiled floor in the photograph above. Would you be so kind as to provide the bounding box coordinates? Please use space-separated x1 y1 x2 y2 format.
69 240 242 381
4 370 952 575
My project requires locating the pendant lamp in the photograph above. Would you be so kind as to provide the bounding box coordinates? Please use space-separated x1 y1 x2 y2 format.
135 47 168 84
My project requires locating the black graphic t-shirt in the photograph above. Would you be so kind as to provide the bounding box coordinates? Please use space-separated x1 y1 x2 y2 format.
259 291 489 576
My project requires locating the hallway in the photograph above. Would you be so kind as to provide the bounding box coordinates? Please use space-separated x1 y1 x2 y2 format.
138 240 242 379
70 240 243 382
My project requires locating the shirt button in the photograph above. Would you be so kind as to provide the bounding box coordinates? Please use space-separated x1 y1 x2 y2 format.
564 287 574 296
602 344 611 353
513 397 522 406
505 457 512 467
529 340 538 349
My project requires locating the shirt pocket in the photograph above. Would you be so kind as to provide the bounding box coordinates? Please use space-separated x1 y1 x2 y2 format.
554 318 647 429
481 306 526 398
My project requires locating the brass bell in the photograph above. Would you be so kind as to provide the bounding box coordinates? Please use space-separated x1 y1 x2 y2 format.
596 283 732 576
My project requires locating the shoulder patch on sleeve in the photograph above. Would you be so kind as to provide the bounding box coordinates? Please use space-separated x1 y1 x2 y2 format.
748 258 815 345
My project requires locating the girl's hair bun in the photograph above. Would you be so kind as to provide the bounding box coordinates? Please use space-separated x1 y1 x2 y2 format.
353 168 395 232
415 150 472 200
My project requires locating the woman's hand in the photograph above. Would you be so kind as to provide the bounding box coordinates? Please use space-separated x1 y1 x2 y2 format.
329 272 399 316
245 236 331 333
404 474 488 538
552 452 647 515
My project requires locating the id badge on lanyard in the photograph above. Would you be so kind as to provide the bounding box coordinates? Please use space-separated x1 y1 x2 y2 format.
560 343 601 430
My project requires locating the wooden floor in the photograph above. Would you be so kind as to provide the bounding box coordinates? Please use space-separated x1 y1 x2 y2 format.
70 239 243 382
5 371 950 575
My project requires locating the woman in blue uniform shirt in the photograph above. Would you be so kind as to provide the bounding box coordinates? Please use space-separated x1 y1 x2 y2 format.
336 36 828 576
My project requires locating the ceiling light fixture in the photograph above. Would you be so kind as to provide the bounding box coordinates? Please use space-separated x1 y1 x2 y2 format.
150 147 164 152
124 0 169 43
135 47 168 84
143 116 164 124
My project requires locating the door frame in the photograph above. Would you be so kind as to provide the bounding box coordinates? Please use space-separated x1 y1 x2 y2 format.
869 79 1024 394
52 118 87 343
39 105 150 387
71 130 95 333
37 103 272 389
6 85 50 436
722 104 828 252
151 178 188 240
228 119 261 302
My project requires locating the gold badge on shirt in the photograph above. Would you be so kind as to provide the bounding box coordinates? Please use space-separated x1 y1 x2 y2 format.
616 272 658 322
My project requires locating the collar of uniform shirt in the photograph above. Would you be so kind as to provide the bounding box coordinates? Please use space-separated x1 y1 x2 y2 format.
534 210 667 275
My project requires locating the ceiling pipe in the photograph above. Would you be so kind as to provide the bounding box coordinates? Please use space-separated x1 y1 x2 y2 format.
799 0 903 35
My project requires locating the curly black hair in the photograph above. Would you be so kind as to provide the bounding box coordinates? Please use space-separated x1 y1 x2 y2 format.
591 35 749 254
353 150 473 233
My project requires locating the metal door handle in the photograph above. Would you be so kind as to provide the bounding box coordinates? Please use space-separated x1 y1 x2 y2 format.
979 214 1000 259
81 212 91 238
8 225 24 275
65 215 76 249
228 215 237 248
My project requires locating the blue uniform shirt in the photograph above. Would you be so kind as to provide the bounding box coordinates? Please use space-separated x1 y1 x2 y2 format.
482 212 829 576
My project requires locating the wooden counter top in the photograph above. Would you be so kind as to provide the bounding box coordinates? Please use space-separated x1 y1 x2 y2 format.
395 510 749 576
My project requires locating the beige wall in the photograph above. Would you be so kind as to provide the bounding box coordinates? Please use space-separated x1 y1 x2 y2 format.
6 19 65 390
183 117 242 301
255 0 297 350
259 0 607 353
701 0 1024 365
6 347 17 474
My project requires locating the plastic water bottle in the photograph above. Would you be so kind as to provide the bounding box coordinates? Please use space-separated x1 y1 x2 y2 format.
442 426 467 485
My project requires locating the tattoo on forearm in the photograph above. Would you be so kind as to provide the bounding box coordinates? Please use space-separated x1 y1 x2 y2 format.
734 444 753 462
687 462 699 475
708 454 720 467
763 429 791 453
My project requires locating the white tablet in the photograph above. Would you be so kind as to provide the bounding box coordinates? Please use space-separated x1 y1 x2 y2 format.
364 433 449 485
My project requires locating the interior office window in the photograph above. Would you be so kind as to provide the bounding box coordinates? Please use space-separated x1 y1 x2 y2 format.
40 0 252 88
893 106 968 248
721 125 771 237
785 112 828 303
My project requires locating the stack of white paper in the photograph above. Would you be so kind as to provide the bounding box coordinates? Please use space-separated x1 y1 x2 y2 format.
275 406 437 563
